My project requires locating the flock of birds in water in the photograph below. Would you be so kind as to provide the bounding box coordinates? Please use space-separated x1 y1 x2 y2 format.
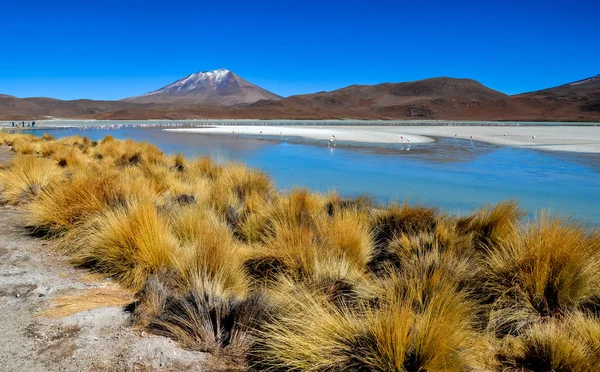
1 121 540 151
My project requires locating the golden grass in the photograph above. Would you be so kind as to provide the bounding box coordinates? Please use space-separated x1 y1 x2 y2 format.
0 155 64 205
498 313 600 371
70 201 179 290
252 281 493 371
1 133 599 370
169 205 249 296
485 214 600 336
38 285 135 318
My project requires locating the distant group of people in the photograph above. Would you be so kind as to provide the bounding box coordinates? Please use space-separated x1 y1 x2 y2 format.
11 121 35 128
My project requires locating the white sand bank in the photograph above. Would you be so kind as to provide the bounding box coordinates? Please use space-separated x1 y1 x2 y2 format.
394 126 600 153
166 125 600 153
166 125 434 145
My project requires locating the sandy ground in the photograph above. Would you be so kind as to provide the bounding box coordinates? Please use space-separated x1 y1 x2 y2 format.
167 125 600 153
0 147 208 371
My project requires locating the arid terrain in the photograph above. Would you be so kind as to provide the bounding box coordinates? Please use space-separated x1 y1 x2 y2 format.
1 74 599 121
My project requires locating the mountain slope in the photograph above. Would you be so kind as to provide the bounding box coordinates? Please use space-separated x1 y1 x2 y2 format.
0 95 149 120
515 74 600 115
264 77 508 110
521 74 600 95
124 69 282 106
243 77 520 119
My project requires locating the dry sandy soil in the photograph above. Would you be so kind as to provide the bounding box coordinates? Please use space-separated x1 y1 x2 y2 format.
0 147 210 371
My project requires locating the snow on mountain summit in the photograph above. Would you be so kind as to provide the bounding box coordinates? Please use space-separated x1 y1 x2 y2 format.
569 74 600 86
148 69 233 95
125 69 282 106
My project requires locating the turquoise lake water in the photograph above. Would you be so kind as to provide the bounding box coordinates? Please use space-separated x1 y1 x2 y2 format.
22 125 600 223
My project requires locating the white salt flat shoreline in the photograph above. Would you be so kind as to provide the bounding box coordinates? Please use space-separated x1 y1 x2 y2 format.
166 125 600 154
166 126 434 144
398 126 600 154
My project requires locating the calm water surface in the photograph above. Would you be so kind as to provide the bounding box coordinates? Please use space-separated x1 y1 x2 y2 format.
24 126 600 223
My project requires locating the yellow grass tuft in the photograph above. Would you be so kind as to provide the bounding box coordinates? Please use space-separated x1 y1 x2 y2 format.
252 281 492 371
498 313 600 371
484 214 600 336
70 201 179 290
38 285 135 318
0 155 64 205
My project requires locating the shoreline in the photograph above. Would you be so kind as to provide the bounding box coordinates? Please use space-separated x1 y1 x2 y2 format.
166 125 434 145
167 125 600 154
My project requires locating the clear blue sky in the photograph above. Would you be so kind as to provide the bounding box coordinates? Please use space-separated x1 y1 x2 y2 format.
1 0 598 100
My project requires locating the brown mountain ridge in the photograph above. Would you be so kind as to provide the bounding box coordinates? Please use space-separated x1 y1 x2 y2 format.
1 72 599 121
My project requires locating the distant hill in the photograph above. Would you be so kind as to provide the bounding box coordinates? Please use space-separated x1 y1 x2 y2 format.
278 77 508 109
0 95 148 120
521 74 600 95
2 74 599 121
242 77 513 119
124 69 282 106
514 74 600 117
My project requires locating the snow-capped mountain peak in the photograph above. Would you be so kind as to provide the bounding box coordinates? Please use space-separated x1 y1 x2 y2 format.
146 68 234 95
125 69 282 106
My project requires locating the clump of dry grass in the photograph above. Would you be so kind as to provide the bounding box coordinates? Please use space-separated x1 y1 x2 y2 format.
131 274 270 360
368 203 439 275
456 200 524 250
251 280 493 371
42 133 55 141
243 202 373 291
169 205 250 296
70 201 179 290
29 168 160 239
0 155 64 205
497 313 600 371
38 285 135 318
484 214 600 336
325 192 374 216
